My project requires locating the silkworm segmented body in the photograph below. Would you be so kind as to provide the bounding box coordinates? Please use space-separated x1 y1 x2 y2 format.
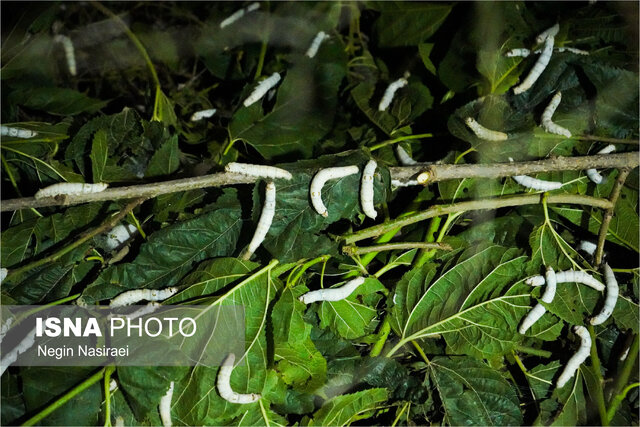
243 72 281 107
519 267 557 334
243 182 276 260
225 162 292 180
53 34 76 76
556 325 591 388
0 125 38 139
505 48 532 57
525 269 605 291
505 47 588 58
126 302 161 321
378 76 409 112
310 165 359 217
159 381 174 427
513 35 554 95
0 317 13 342
509 157 563 191
396 145 418 165
104 223 138 250
305 31 330 58
465 117 508 141
586 144 616 184
536 23 560 44
391 179 420 187
577 240 597 256
299 277 366 304
360 160 377 219
220 2 260 28
0 327 36 376
217 353 261 404
541 92 571 138
34 182 108 199
590 263 618 325
190 109 217 121
109 287 178 307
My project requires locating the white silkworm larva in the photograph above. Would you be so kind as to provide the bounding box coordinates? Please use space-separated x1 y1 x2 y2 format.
465 117 508 141
590 263 618 325
360 160 377 219
217 353 261 404
536 23 560 44
513 35 554 95
305 31 330 58
510 47 588 58
541 91 572 138
556 325 591 388
0 125 38 139
244 182 276 259
0 268 7 284
395 145 418 165
525 269 605 291
0 317 13 342
190 109 217 122
577 240 597 256
505 48 532 57
509 157 563 191
0 327 36 376
518 304 546 335
519 267 557 334
159 381 174 427
555 47 589 55
109 287 178 307
34 182 108 199
127 302 161 321
104 223 138 250
53 35 76 76
243 72 281 107
220 2 259 28
299 276 366 304
391 179 420 187
310 165 359 217
378 76 409 112
586 144 616 184
225 162 292 180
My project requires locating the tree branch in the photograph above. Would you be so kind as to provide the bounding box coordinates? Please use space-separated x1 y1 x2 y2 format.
342 242 452 256
1 152 636 212
594 168 631 266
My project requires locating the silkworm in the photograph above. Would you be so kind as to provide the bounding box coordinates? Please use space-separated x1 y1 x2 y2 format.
360 160 377 219
0 327 36 376
0 317 13 342
190 109 217 122
109 287 178 307
586 144 616 184
513 35 554 95
127 302 161 320
109 379 118 392
555 47 589 55
391 179 420 187
0 125 38 139
378 75 409 112
220 2 260 28
505 48 532 57
525 269 605 291
464 117 508 141
53 34 76 76
541 91 572 138
310 165 359 217
508 158 563 191
299 276 366 304
104 223 138 250
590 263 618 325
305 31 330 58
396 145 418 165
577 240 597 256
243 72 281 107
519 267 557 334
506 47 588 58
0 268 7 284
556 325 591 388
159 381 174 427
536 23 560 44
34 182 108 199
243 182 276 260
225 162 292 180
217 353 261 404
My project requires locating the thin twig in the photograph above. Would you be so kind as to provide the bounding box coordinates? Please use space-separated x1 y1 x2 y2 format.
594 168 631 266
587 324 609 426
342 242 452 255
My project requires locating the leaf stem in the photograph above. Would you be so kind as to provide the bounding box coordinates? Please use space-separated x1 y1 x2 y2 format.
411 340 430 364
606 334 639 422
587 324 609 426
343 242 451 256
289 255 331 287
413 217 442 268
514 344 552 358
369 133 434 152
606 382 640 423
594 168 630 266
369 316 391 357
254 40 268 81
103 366 115 427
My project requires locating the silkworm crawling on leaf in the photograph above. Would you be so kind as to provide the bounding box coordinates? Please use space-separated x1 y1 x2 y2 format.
243 72 281 107
0 317 13 342
525 269 605 291
0 327 36 376
395 145 418 165
305 31 330 58
556 325 591 388
586 144 616 184
513 35 554 95
464 117 508 141
505 48 532 57
242 181 276 260
577 240 597 256
555 47 589 55
53 34 76 76
535 23 560 44
378 75 409 112
34 182 109 199
104 223 138 250
519 267 557 334
225 162 292 180
109 287 178 307
220 2 259 28
360 160 378 219
309 165 359 217
540 91 571 138
190 109 217 121
506 46 588 58
299 276 366 304
217 353 261 404
590 263 618 325
159 381 174 427
0 125 38 138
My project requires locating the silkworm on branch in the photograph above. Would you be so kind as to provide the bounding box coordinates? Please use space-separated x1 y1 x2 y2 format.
310 165 359 217
158 381 174 427
220 2 259 28
225 162 292 180
577 240 597 256
190 109 217 122
243 72 281 107
464 117 508 141
535 23 560 44
589 263 618 325
391 179 420 187
513 35 554 94
305 31 330 58
556 325 591 388
1 125 38 139
519 267 557 334
586 145 616 184
217 353 261 404
109 287 178 307
396 145 418 165
378 75 409 112
53 34 77 76
299 276 366 304
34 182 108 199
509 158 563 191
505 46 588 58
103 223 138 250
525 269 605 291
541 91 571 138
0 327 36 376
360 160 378 219
242 181 276 260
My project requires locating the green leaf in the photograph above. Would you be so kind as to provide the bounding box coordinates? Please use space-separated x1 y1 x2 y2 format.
90 129 108 182
373 3 452 47
117 366 186 420
308 388 388 426
8 87 108 116
418 43 436 75
145 134 180 178
152 87 178 128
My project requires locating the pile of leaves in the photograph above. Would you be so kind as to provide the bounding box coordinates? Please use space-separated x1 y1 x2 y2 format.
1 2 638 426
